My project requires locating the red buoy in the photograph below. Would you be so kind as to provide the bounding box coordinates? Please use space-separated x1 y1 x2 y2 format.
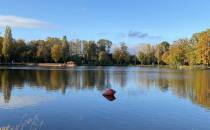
102 88 116 96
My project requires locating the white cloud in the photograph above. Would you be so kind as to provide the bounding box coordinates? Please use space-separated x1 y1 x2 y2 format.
0 15 53 28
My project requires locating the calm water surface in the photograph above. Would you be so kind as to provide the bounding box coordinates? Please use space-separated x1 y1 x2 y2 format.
0 66 209 130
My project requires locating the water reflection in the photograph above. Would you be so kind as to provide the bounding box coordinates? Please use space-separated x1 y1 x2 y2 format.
0 67 209 109
137 69 210 109
0 95 52 109
103 95 116 101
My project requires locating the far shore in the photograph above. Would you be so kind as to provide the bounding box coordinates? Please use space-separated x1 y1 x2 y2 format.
0 63 209 70
0 63 76 67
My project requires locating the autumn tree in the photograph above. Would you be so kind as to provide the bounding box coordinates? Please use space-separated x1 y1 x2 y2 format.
196 30 210 66
119 42 130 64
166 39 190 66
0 25 208 66
162 51 170 65
46 37 62 45
113 47 121 64
155 41 170 65
187 33 200 65
185 41 197 66
36 44 50 62
0 36 3 62
138 44 155 65
137 51 146 65
51 44 63 63
2 26 14 62
113 43 130 65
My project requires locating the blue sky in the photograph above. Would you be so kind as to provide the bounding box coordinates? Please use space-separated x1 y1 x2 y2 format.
0 0 210 47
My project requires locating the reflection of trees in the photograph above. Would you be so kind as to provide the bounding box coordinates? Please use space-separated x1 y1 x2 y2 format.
96 69 109 90
191 70 210 108
113 71 127 88
137 69 210 109
0 68 115 103
155 72 169 92
96 70 105 90
82 70 96 89
137 72 155 89
81 69 110 90
166 70 210 109
0 70 12 103
68 70 82 90
0 68 209 109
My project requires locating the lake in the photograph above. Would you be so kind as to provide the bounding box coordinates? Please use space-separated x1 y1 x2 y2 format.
0 66 209 130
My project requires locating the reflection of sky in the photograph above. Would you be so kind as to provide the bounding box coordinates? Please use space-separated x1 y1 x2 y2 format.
0 95 53 109
0 88 54 109
0 67 210 130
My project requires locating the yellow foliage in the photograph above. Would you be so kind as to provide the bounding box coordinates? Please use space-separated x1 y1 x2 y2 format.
51 44 63 63
196 31 210 65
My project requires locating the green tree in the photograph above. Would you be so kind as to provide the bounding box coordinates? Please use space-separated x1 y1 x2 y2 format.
137 51 146 65
36 45 50 62
27 40 39 62
62 36 69 62
83 40 97 64
155 45 162 65
113 43 130 65
2 26 14 62
155 41 170 65
14 39 26 62
113 47 121 64
70 39 82 56
98 51 107 65
97 39 112 64
97 39 112 53
0 36 3 62
138 44 155 65
51 44 63 63
119 42 130 64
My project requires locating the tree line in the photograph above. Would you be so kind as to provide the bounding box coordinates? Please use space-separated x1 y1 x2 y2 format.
0 26 209 66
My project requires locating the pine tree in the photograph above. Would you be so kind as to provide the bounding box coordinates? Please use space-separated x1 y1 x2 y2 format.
62 36 69 62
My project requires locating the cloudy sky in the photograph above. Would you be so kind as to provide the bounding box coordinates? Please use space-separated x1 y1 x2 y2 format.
0 0 210 46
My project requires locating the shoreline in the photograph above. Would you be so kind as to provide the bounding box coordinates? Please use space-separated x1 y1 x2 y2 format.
0 63 76 67
0 63 209 70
